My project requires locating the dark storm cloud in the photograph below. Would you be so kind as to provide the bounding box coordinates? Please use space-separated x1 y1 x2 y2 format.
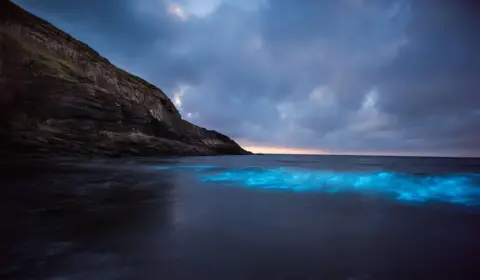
371 0 480 155
15 0 175 53
13 0 480 156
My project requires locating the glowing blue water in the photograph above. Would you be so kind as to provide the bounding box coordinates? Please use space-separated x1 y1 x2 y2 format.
152 165 218 171
153 165 480 206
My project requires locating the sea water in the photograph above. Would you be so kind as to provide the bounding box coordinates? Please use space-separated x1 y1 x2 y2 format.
1 155 480 279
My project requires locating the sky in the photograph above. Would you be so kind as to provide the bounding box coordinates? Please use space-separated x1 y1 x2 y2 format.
13 0 480 157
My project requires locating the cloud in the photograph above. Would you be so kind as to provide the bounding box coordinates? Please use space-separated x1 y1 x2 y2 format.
13 0 480 156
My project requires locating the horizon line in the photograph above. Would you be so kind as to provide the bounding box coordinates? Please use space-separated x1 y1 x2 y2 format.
239 145 479 159
246 153 480 159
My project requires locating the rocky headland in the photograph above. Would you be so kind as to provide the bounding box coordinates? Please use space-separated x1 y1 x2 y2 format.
0 1 249 157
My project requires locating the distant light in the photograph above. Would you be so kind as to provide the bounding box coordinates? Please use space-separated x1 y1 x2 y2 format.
172 84 189 110
168 3 189 20
173 94 182 107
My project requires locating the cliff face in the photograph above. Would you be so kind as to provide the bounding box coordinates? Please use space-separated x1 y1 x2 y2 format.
0 1 249 156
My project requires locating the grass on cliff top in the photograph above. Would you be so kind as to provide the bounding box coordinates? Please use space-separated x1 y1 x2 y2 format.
1 28 81 80
117 68 158 90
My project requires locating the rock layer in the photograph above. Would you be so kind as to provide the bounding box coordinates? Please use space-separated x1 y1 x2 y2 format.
0 1 249 156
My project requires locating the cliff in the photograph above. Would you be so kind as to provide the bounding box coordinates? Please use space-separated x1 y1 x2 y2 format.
0 1 249 156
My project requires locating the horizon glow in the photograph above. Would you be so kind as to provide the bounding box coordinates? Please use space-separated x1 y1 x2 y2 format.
238 144 477 158
240 145 328 155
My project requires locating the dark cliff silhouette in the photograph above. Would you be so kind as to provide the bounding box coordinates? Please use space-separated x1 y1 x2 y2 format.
0 1 249 156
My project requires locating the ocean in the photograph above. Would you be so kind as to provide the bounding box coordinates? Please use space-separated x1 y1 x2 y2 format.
1 155 480 280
